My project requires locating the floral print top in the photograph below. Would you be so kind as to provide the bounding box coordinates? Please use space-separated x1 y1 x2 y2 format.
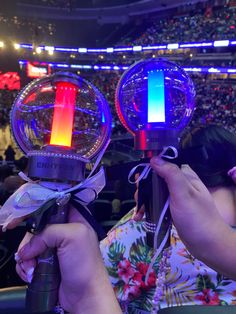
100 209 236 314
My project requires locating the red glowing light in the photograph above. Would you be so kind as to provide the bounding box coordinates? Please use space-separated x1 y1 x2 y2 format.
50 81 77 147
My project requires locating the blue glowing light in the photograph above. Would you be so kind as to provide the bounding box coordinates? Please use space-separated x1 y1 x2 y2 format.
20 44 33 49
101 112 105 123
147 70 165 123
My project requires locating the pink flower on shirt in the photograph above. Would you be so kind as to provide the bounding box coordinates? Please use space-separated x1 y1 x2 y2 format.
195 288 220 305
118 259 135 283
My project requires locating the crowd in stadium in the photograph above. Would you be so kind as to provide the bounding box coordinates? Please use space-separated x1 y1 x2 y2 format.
0 1 235 50
120 2 236 46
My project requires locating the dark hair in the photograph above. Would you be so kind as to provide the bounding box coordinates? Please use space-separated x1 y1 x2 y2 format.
179 124 236 187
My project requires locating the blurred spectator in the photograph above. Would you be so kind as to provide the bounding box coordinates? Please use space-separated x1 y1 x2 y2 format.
0 165 13 183
111 198 121 219
4 145 16 162
0 156 28 205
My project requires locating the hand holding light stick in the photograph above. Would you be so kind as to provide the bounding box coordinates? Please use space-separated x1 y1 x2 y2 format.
7 72 112 312
115 58 196 248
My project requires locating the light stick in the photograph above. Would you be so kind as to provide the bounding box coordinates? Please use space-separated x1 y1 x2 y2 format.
9 71 111 312
115 58 195 247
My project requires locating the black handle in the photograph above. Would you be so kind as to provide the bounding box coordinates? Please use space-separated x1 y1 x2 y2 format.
138 169 171 248
25 204 68 313
25 248 60 312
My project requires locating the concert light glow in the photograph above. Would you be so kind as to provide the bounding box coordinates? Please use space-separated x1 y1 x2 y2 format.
50 81 77 147
147 70 165 123
16 38 236 55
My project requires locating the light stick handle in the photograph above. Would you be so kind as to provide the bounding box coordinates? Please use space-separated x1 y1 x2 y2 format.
138 170 170 248
25 204 68 313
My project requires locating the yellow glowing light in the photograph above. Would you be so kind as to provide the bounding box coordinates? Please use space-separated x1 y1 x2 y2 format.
36 47 42 54
45 46 54 55
14 43 20 50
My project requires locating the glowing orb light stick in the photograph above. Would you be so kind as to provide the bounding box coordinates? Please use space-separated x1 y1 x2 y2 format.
6 72 111 312
115 58 195 248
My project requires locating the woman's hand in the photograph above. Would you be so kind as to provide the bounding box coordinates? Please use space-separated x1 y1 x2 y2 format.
150 156 236 280
16 208 122 314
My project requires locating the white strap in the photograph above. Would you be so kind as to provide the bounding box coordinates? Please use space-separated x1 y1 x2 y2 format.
128 146 178 184
128 146 178 285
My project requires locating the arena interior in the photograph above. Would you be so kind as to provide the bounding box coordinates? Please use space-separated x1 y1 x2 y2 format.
0 0 235 288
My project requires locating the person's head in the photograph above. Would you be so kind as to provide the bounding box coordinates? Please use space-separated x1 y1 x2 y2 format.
14 156 28 172
179 124 236 187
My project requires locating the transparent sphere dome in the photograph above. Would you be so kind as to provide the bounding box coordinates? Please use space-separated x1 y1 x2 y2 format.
115 58 195 135
11 72 111 160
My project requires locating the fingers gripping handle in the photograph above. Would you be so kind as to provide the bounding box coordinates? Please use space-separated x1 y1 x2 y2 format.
25 248 60 312
25 204 68 313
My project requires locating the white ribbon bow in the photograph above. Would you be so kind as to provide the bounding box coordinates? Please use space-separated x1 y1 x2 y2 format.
0 167 106 231
0 138 110 232
128 146 178 184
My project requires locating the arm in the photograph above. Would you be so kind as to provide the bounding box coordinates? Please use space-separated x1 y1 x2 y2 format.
17 219 122 314
150 156 236 279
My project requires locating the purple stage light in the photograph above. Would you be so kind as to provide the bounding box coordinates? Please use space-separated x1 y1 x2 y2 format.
18 60 236 74
55 47 78 52
20 44 33 49
113 47 133 52
17 38 236 55
56 64 69 68
87 48 107 53
183 67 202 72
71 64 83 68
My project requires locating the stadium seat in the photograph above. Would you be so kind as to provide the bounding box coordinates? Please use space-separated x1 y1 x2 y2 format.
99 190 116 202
91 199 113 222
120 199 136 216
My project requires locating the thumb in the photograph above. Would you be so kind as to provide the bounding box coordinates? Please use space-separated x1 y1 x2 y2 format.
150 156 191 196
17 224 66 261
